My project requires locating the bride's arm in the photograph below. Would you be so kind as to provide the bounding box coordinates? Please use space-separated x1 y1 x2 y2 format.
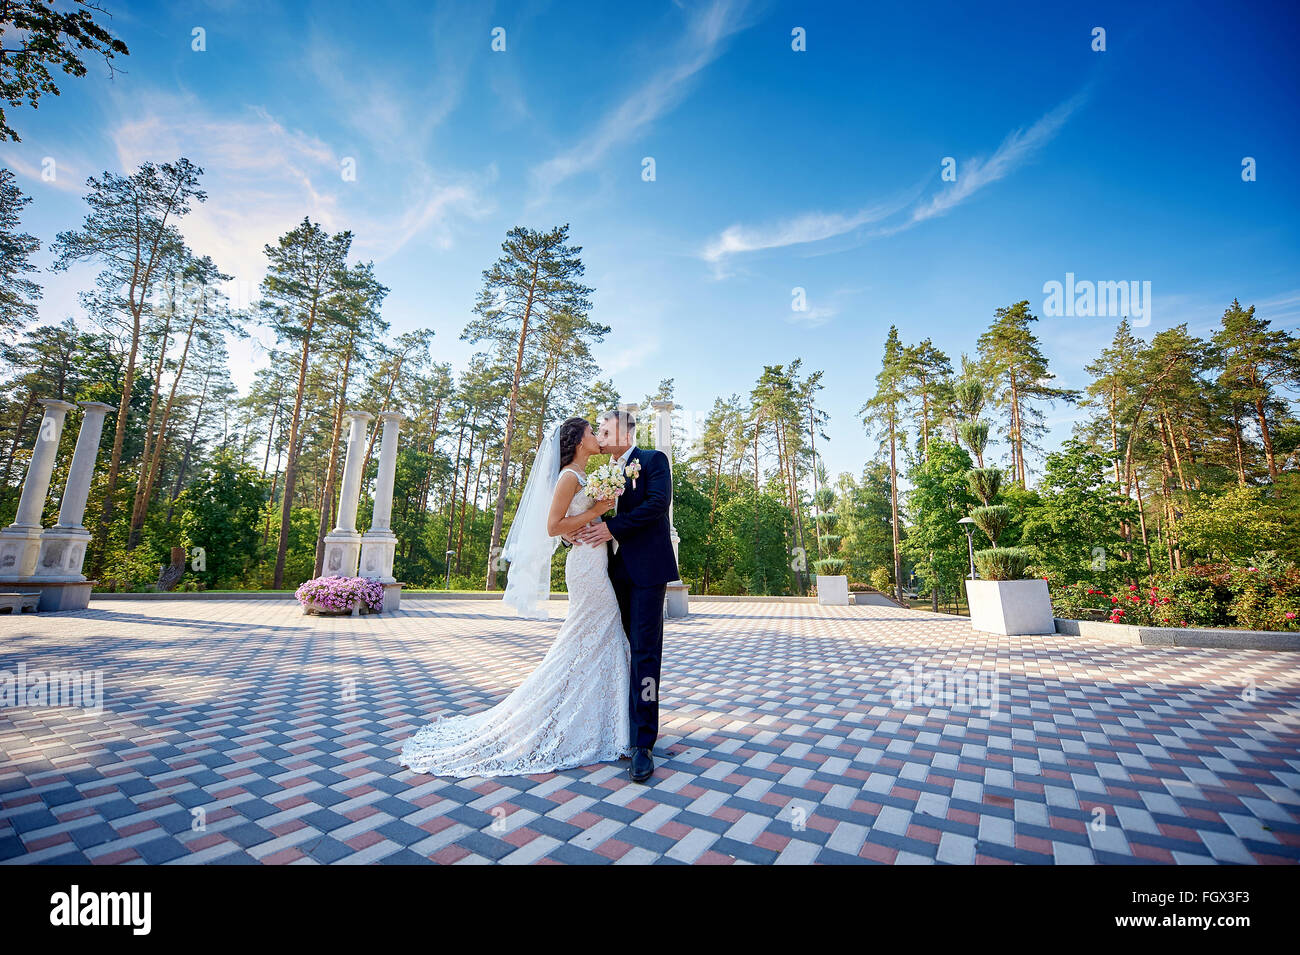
546 472 614 537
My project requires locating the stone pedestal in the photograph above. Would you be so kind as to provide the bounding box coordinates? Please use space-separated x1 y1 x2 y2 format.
665 582 690 617
322 410 372 578
0 399 75 577
380 581 403 613
966 579 1055 635
816 574 850 606
321 533 361 578
13 580 96 612
360 411 402 590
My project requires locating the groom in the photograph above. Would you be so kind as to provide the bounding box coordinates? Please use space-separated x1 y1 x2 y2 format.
573 408 678 783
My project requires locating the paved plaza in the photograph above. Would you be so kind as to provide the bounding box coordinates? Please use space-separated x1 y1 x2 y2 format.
1 597 1298 865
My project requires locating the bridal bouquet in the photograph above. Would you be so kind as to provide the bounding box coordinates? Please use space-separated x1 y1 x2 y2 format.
585 461 629 509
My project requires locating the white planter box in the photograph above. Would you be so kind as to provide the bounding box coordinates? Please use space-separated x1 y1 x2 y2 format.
966 578 1054 635
816 575 849 606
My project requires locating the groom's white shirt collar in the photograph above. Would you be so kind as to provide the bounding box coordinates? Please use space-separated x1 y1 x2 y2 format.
616 446 637 467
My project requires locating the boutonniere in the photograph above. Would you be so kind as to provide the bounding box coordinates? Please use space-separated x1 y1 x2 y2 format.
624 459 641 489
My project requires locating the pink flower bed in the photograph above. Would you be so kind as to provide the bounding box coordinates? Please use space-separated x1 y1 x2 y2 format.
295 576 384 614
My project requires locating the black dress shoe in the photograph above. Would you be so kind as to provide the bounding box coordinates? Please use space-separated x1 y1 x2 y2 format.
630 747 654 782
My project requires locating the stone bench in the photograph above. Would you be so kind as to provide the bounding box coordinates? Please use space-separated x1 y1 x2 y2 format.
0 592 41 614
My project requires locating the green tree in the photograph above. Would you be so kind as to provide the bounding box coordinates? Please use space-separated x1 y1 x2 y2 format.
861 325 907 601
1211 298 1300 480
0 0 129 142
178 452 268 589
259 217 353 587
902 338 952 462
461 224 597 589
1018 439 1137 590
976 300 1079 484
904 439 978 610
51 157 206 575
0 167 40 335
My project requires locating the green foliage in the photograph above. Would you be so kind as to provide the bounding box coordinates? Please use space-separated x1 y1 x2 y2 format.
958 420 989 461
178 453 269 589
966 467 1002 506
1017 440 1137 591
1175 485 1290 564
974 546 1030 580
869 567 892 593
97 540 164 592
903 439 977 603
710 489 792 595
814 557 846 575
713 565 747 596
970 504 1010 547
0 0 131 143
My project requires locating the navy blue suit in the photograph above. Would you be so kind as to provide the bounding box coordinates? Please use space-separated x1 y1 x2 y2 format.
605 447 678 749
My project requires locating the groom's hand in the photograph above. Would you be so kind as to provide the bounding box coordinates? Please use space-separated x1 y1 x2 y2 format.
573 522 613 546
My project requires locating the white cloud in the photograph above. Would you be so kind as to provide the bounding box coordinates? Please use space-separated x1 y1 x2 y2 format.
906 93 1084 226
700 91 1087 268
100 89 489 290
785 304 837 328
0 152 88 193
530 0 756 197
701 196 914 263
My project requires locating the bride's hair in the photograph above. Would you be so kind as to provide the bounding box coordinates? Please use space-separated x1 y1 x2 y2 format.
557 417 590 469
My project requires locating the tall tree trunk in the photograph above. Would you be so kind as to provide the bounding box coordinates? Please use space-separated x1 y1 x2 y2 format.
446 420 466 579
1255 397 1278 479
455 431 476 570
131 314 203 547
273 302 319 589
889 414 902 602
3 392 35 489
165 368 211 524
486 260 541 590
1230 403 1248 485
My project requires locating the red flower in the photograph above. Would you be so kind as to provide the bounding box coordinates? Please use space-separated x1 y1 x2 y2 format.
1111 596 1119 604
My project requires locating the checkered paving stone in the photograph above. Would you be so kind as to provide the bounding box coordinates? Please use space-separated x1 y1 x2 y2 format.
1 597 1298 865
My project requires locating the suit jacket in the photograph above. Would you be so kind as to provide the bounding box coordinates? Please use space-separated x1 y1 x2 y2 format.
605 447 679 588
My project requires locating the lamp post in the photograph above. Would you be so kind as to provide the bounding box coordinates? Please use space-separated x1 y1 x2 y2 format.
445 550 454 591
958 517 977 580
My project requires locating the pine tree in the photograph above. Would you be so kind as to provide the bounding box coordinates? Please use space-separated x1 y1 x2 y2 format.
461 225 596 590
862 326 908 601
976 300 1079 484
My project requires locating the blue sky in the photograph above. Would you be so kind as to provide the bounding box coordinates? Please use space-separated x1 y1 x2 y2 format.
4 0 1299 481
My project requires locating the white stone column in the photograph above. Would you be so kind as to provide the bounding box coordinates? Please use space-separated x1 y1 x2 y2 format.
35 401 114 581
360 411 402 587
650 401 681 563
0 399 75 578
651 400 689 617
321 410 372 577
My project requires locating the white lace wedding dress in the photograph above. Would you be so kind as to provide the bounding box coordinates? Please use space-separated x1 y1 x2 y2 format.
399 469 631 777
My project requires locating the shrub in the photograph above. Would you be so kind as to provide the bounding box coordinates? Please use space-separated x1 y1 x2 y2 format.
869 567 892 593
712 565 747 596
966 467 1002 507
1058 557 1300 632
974 547 1030 580
970 505 1010 547
814 557 846 575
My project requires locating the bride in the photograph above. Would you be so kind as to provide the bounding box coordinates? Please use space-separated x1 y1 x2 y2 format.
399 417 632 777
